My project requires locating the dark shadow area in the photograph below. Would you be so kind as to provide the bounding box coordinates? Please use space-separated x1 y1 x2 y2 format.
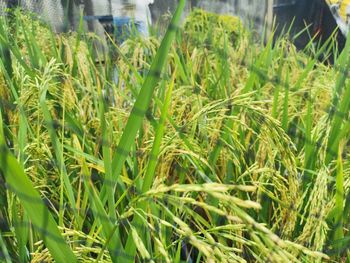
274 0 346 58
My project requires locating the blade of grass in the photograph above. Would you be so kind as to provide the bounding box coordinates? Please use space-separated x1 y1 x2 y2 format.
293 34 336 91
13 201 30 262
121 2 186 260
98 84 116 221
0 111 77 263
39 85 77 223
333 144 344 244
0 17 34 77
72 135 124 262
281 71 289 131
16 14 47 69
326 79 350 165
103 0 185 205
271 55 284 119
303 97 315 188
0 231 11 263
243 31 274 94
125 71 176 256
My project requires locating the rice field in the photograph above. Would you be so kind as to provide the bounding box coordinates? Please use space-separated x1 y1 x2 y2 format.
0 2 350 262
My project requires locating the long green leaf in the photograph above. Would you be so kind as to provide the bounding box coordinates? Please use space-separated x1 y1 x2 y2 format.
107 0 185 200
333 145 344 245
326 36 350 165
71 136 124 263
40 87 77 220
125 71 176 256
0 111 77 263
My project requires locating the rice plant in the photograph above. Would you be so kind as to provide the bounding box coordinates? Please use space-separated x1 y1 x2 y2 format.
0 2 350 262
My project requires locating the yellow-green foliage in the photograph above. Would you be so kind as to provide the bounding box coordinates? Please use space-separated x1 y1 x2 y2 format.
12 11 91 74
12 11 53 57
0 71 7 99
1 7 349 263
183 9 243 49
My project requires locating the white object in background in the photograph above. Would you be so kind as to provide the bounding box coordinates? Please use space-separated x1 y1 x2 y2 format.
329 3 350 36
111 0 154 23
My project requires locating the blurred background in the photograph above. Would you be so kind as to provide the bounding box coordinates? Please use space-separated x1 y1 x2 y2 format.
0 1 346 51
0 0 272 35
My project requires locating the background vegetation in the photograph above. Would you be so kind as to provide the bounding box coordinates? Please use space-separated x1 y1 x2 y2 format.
0 2 350 262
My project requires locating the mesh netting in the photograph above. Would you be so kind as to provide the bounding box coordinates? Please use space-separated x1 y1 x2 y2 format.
22 0 65 31
0 0 7 14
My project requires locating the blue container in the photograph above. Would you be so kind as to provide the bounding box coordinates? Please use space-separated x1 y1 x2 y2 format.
113 17 148 44
83 15 148 44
